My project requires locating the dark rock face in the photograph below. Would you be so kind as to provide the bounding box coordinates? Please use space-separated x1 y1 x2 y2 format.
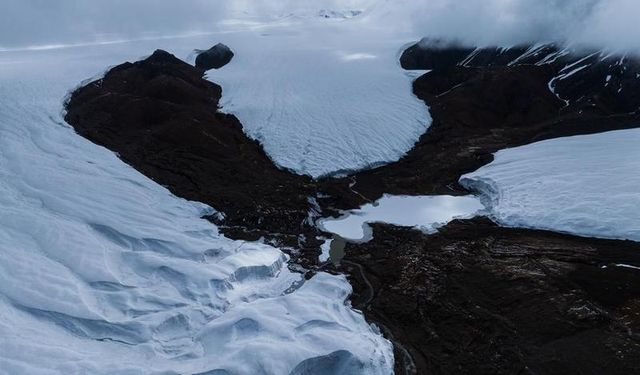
341 218 640 375
64 50 316 256
195 43 234 70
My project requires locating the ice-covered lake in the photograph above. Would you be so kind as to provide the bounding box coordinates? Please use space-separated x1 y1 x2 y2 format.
318 195 484 242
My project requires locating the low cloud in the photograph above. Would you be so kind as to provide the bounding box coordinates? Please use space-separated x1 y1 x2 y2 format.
397 0 640 51
0 0 229 49
2 0 639 52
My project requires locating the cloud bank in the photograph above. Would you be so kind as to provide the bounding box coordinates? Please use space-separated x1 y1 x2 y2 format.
0 0 230 49
1 0 639 51
395 0 640 51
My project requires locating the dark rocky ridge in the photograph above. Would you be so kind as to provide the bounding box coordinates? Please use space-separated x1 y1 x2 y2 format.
63 47 640 374
341 218 640 374
400 39 640 114
64 50 318 259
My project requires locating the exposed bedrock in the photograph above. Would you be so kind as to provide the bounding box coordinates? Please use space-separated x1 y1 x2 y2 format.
400 39 640 114
195 43 234 70
342 218 640 374
64 50 318 259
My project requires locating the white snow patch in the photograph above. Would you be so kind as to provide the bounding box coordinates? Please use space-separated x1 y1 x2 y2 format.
602 264 640 271
614 264 640 270
460 129 640 242
318 195 484 242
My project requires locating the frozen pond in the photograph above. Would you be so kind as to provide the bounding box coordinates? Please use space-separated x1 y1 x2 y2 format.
320 235 348 266
318 194 485 243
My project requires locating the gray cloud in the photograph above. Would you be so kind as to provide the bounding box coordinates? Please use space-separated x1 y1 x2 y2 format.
407 0 598 45
1 0 639 52
396 0 639 50
0 0 229 49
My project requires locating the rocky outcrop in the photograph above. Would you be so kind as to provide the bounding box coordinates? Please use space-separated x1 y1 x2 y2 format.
64 50 317 257
340 218 640 374
195 43 234 70
64 46 640 375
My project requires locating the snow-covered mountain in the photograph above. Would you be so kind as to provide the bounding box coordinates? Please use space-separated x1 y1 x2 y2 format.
402 39 640 113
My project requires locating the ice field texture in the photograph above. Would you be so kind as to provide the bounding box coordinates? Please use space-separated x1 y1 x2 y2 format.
460 129 640 241
0 12 402 375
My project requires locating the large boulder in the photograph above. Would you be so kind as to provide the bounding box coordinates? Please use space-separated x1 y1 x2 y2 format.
195 43 234 70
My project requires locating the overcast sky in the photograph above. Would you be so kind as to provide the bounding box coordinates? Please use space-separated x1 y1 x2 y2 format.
1 0 638 51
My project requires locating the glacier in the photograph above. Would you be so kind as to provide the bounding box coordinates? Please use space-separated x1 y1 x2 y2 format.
460 129 640 242
204 4 431 177
0 17 399 375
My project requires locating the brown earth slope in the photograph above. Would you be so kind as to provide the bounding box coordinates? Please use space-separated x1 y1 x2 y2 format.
341 218 640 375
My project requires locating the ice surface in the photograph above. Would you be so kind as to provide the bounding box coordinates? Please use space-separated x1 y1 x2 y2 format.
318 195 484 242
205 9 430 177
0 28 393 375
460 129 640 241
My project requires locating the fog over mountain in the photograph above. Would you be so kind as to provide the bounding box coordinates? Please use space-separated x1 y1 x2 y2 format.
401 0 640 50
1 0 639 51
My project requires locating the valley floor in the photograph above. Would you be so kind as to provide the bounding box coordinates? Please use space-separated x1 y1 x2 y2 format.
2 5 640 375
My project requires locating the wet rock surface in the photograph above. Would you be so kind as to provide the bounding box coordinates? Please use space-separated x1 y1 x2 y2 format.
64 46 640 374
340 218 640 374
195 43 234 70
